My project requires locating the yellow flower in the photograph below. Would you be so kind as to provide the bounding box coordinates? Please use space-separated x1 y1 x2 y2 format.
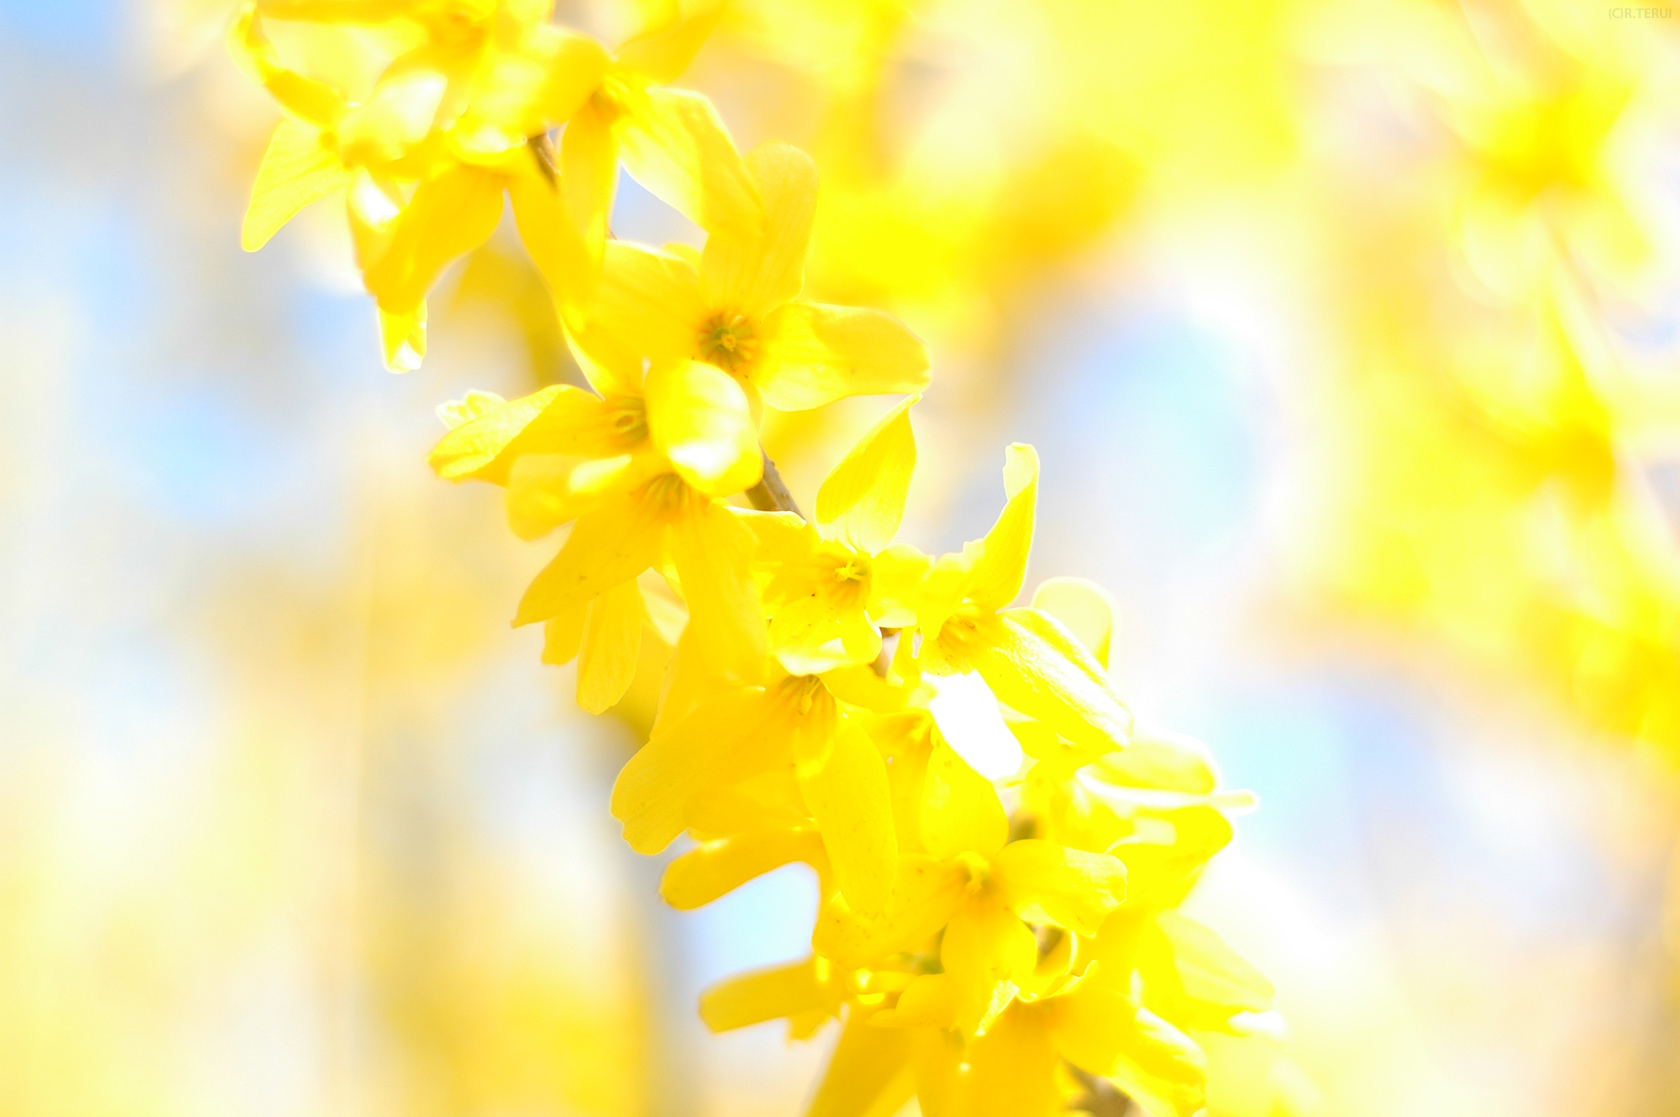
553 2 763 284
815 730 1126 1032
1087 907 1274 1038
661 827 831 913
902 445 1133 780
610 664 899 916
741 395 930 672
536 573 684 715
233 0 612 369
428 362 765 681
569 142 931 413
697 954 847 1040
732 968 1208 1117
906 970 1209 1117
702 709 1262 1117
233 1 763 370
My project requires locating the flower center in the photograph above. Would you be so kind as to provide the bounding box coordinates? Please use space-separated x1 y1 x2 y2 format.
955 850 992 894
640 473 693 516
605 396 648 446
774 673 831 719
833 555 870 583
424 0 495 43
813 545 871 610
936 606 986 662
590 79 629 124
699 312 759 374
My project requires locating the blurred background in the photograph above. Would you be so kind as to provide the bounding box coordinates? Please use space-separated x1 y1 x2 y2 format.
3 0 1680 1114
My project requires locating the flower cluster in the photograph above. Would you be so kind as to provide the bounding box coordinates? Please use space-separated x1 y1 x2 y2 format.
232 2 1275 1112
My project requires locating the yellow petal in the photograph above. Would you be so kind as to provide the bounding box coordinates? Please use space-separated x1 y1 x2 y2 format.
614 3 722 86
639 570 689 644
645 359 762 496
766 592 842 671
805 1012 916 1117
609 686 782 853
700 142 814 318
1047 985 1206 1117
820 663 913 714
496 0 552 31
939 898 1036 1032
1156 910 1274 1013
428 384 598 483
616 86 761 237
333 48 452 164
683 780 807 836
243 119 347 251
925 671 1023 781
797 715 898 917
738 507 818 567
1106 804 1233 909
579 241 705 369
652 622 737 734
1030 576 1115 671
560 102 619 286
229 3 344 127
960 1002 1062 1117
884 973 961 1030
345 168 403 267
994 840 1126 937
914 550 981 640
504 452 627 539
533 28 609 114
362 164 506 318
941 899 1037 992
436 389 506 430
1088 726 1218 795
909 1029 966 1117
448 52 548 158
514 499 664 626
966 444 1038 612
663 241 702 268
699 958 832 1034
753 302 931 412
919 739 1008 861
377 303 426 374
836 610 883 666
813 856 967 968
869 543 932 626
660 829 827 910
667 496 769 682
815 394 918 552
507 164 592 333
564 317 644 400
971 607 1131 751
577 578 645 713
540 605 587 666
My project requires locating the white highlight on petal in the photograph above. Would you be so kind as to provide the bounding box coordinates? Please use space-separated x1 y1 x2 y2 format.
926 670 1023 780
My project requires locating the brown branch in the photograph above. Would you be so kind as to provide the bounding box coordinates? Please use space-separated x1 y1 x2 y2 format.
746 451 802 516
527 132 559 188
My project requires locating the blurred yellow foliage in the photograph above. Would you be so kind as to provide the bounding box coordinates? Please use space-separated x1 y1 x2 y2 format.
14 0 1679 1114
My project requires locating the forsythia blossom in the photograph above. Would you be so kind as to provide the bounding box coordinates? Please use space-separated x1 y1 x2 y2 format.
234 4 1280 1114
232 0 758 370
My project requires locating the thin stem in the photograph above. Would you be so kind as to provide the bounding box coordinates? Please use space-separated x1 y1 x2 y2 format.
746 451 802 517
